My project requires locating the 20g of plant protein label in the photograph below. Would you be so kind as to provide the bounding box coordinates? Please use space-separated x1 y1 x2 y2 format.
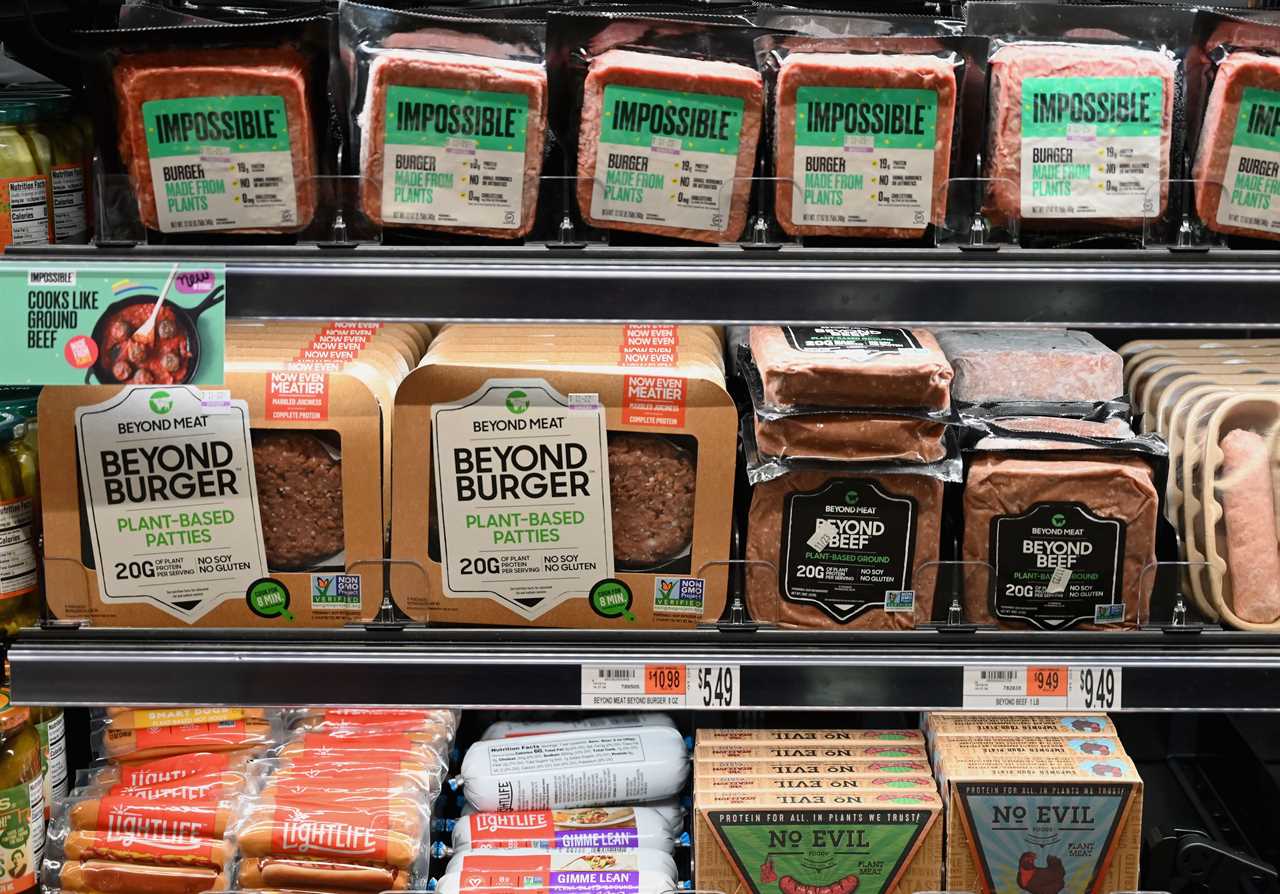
381 85 528 230
1020 76 1164 219
143 95 297 232
432 379 614 620
592 85 743 232
791 86 937 230
1217 87 1280 234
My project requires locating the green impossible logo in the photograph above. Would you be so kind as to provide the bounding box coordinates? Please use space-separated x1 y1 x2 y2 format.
149 390 174 415
505 390 530 414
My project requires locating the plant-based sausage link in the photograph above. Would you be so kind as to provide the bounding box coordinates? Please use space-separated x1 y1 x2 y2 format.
70 797 232 838
64 831 231 868
102 775 242 801
778 874 860 894
106 718 276 762
61 860 227 894
92 752 251 787
250 795 426 835
236 857 407 891
236 809 419 868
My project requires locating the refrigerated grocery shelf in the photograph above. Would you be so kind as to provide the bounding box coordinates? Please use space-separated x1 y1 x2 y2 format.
11 244 1280 325
9 626 1280 710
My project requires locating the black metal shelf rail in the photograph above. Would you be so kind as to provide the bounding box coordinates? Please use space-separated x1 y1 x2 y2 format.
9 245 1280 325
9 627 1280 710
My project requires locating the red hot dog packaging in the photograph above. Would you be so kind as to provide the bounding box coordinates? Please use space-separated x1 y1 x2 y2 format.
391 324 735 628
39 359 385 627
933 730 1142 894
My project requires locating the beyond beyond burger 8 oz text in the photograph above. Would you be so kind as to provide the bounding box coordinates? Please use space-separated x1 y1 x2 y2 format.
391 324 735 628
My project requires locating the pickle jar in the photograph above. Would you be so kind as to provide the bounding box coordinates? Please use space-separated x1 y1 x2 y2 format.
0 417 39 635
27 706 64 817
31 95 87 244
0 101 49 249
0 690 42 894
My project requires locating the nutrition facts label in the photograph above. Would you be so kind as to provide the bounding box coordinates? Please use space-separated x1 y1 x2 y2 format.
0 496 36 600
432 379 613 619
1020 76 1164 219
591 85 743 232
2 176 49 247
51 163 86 243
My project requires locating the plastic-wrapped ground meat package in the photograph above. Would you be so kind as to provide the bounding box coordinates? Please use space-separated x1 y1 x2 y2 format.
963 446 1160 630
771 48 957 239
754 414 948 464
935 329 1124 405
112 48 320 234
750 326 953 410
577 49 763 244
1193 47 1280 242
982 41 1176 231
745 461 956 629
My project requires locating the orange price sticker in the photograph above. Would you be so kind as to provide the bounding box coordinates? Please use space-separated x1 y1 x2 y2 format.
644 664 685 696
1027 666 1068 698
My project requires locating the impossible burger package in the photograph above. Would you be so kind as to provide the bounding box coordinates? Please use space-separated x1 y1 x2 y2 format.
966 2 1198 245
39 338 388 627
755 33 988 243
549 12 765 245
339 2 550 241
390 324 735 627
79 13 333 242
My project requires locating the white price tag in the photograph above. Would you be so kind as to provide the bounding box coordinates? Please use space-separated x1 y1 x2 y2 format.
963 665 1122 711
1069 665 1123 711
581 664 739 708
688 664 740 708
1046 565 1072 594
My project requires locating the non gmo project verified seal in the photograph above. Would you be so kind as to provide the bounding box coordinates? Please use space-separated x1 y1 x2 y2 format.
654 577 705 616
311 574 361 610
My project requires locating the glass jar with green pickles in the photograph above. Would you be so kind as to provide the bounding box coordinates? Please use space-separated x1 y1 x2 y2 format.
0 101 49 249
27 706 64 819
0 418 39 635
29 95 87 244
0 690 42 894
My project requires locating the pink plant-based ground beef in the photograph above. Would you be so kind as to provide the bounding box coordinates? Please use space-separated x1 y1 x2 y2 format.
253 431 344 570
935 329 1124 404
774 52 956 239
608 433 696 567
984 42 1175 230
359 49 547 238
577 49 763 244
1194 51 1280 242
114 48 318 233
1219 428 1280 623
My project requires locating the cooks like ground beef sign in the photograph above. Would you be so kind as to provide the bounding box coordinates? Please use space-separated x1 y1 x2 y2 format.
75 385 267 622
432 379 614 619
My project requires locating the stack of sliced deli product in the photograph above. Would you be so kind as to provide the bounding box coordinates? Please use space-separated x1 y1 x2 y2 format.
694 727 943 894
1121 337 1280 628
742 325 958 630
391 324 734 628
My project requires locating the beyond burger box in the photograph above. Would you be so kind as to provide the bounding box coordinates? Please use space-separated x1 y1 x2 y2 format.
694 787 943 894
935 735 1142 894
391 324 734 627
40 352 387 627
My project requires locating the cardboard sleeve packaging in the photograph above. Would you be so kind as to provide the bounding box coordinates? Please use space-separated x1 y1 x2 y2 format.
39 372 386 628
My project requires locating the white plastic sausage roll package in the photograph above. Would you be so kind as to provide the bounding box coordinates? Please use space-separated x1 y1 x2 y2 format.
451 806 682 853
458 725 690 811
481 714 675 740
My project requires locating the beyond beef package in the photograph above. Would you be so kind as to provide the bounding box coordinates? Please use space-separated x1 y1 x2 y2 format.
965 2 1198 246
754 34 988 244
1190 12 1280 245
390 324 736 628
339 2 550 241
548 12 766 245
37 326 405 628
960 427 1174 631
79 14 333 243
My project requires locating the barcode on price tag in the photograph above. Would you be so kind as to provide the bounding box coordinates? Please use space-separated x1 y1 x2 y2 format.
582 664 738 707
964 665 1122 711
